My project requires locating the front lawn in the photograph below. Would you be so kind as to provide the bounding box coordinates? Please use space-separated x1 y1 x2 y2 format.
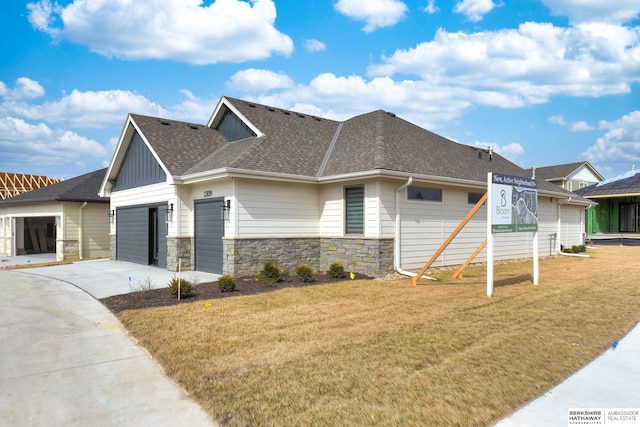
118 246 640 426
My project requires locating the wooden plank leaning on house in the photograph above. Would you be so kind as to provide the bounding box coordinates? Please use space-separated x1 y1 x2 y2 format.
411 192 488 286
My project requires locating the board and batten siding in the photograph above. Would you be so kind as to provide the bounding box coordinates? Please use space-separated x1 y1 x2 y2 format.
237 180 320 237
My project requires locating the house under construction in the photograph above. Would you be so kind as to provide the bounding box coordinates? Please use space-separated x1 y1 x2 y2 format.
0 172 62 200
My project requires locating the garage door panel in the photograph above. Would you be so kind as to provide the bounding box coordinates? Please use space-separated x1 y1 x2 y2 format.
195 199 224 274
116 207 148 265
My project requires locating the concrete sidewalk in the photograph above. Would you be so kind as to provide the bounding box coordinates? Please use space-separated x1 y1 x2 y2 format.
4 256 220 298
495 323 640 426
0 269 217 427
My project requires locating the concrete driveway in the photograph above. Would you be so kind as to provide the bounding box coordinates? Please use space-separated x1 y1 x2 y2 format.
2 256 220 299
0 262 218 426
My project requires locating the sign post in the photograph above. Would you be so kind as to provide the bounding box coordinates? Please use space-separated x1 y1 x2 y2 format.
487 172 538 296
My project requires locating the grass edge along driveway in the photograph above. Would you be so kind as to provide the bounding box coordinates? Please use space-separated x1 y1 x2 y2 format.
119 246 640 426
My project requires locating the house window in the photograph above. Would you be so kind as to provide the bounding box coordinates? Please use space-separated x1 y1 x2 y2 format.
566 181 573 191
468 191 485 205
579 182 588 189
408 186 442 202
345 186 364 234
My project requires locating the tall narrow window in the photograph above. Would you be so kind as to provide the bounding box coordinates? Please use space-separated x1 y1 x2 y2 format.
345 186 364 234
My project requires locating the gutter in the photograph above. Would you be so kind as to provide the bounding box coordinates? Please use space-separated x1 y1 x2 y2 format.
394 177 436 281
78 201 87 260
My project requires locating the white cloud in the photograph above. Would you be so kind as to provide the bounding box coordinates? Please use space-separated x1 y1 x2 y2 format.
0 77 45 101
334 0 408 32
3 88 168 128
473 141 525 162
548 115 568 126
540 0 640 24
368 22 640 107
453 0 497 22
227 69 295 92
0 116 108 176
581 111 640 169
424 0 439 14
170 90 218 123
27 0 293 64
304 39 327 52
568 121 594 131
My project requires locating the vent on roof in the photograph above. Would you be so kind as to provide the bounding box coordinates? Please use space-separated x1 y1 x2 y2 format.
189 124 199 130
267 107 275 112
159 120 170 125
315 117 321 121
386 111 396 117
283 111 291 115
247 103 256 108
297 113 305 118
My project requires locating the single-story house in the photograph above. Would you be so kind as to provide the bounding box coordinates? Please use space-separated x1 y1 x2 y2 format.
0 168 110 261
527 161 604 192
100 96 592 278
575 169 640 235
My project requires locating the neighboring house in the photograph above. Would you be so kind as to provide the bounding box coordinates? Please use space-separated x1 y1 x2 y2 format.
575 169 640 235
0 172 61 200
0 169 110 261
100 96 592 278
527 161 604 192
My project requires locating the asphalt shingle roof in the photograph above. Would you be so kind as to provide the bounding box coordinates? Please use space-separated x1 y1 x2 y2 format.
122 97 583 198
0 168 109 206
528 161 602 181
575 171 640 197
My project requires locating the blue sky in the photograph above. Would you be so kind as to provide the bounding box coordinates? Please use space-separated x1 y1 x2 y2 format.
1 0 639 180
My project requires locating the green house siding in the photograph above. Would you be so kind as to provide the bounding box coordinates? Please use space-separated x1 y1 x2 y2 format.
586 196 640 233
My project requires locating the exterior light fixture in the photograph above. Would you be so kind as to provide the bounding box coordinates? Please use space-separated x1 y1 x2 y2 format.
220 199 231 220
165 203 174 223
109 209 115 224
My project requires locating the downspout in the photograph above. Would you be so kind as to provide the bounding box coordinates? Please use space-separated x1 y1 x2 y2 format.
79 201 87 260
395 177 436 280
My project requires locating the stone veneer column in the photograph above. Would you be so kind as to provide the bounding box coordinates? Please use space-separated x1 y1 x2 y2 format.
320 238 394 278
166 236 193 272
56 239 79 262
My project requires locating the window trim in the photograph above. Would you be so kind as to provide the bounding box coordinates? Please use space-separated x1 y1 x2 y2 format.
467 191 485 205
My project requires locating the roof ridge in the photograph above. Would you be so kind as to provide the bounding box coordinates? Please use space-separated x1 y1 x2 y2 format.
373 110 386 168
316 122 344 177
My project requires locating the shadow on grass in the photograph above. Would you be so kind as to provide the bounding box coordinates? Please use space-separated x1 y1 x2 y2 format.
494 273 533 287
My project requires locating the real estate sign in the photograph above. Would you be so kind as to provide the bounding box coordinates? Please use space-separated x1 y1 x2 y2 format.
487 172 539 296
490 173 538 233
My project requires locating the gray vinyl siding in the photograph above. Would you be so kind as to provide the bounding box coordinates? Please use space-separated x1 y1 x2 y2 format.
195 198 224 274
114 133 166 190
216 110 256 142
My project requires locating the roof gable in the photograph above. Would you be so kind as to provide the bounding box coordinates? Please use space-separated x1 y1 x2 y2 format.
114 131 166 190
531 162 604 182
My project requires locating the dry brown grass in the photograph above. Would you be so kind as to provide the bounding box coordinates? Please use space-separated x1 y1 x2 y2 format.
119 246 640 426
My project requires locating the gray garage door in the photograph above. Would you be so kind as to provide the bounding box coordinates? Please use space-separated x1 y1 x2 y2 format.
195 198 224 274
116 205 167 268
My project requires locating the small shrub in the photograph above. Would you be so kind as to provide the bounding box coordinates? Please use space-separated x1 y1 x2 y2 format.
256 260 285 287
295 265 315 282
168 275 192 298
328 262 346 278
217 274 236 293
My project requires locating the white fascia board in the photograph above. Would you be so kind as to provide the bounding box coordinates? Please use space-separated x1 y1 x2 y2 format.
206 96 265 138
181 167 317 185
586 193 640 199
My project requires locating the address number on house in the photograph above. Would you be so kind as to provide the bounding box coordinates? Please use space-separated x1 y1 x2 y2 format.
204 190 213 197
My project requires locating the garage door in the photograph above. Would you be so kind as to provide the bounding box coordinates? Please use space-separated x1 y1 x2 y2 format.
116 205 167 268
195 198 224 274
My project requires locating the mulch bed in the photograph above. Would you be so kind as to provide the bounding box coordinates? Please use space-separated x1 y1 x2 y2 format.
100 273 370 314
